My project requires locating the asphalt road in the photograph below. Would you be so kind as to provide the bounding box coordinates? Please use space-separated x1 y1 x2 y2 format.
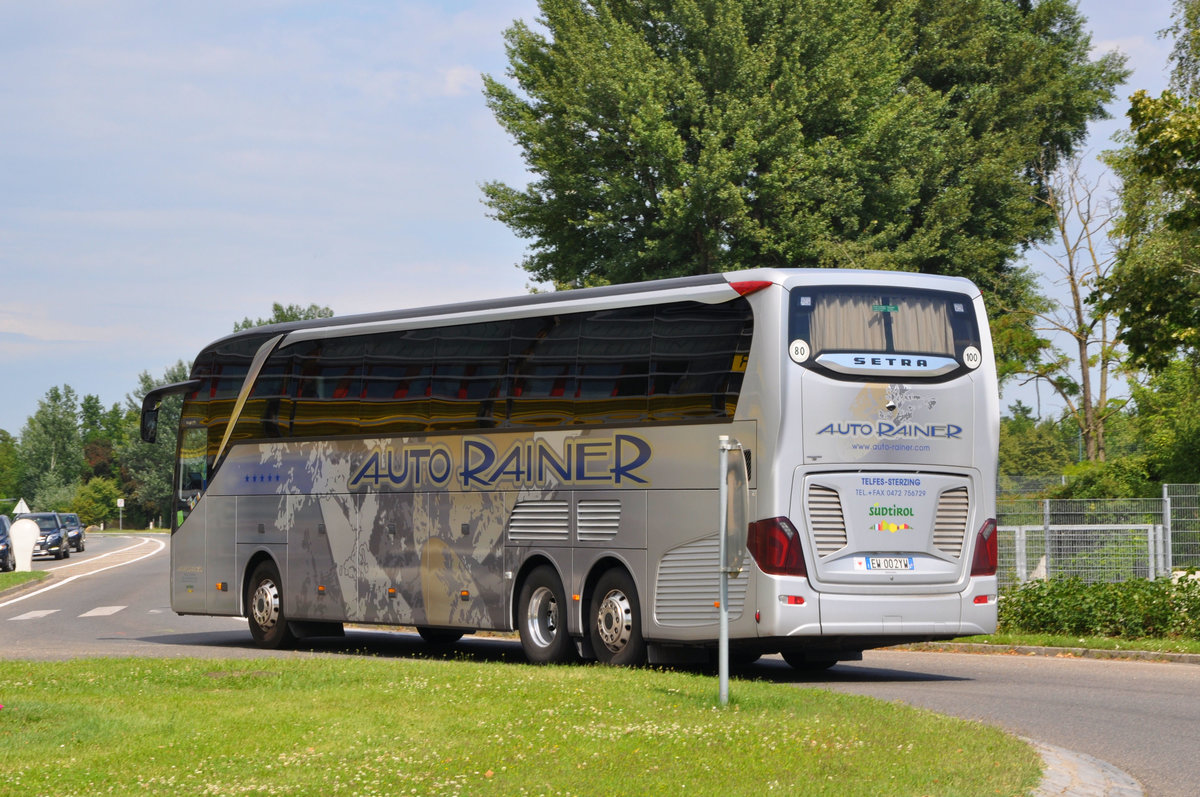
5 534 1199 796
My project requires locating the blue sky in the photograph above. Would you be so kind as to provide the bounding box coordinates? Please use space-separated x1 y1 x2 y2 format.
0 1 1179 434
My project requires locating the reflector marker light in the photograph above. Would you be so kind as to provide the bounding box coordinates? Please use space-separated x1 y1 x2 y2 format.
216 582 227 592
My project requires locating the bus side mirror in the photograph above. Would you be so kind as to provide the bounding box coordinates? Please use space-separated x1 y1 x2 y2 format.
139 379 203 445
141 405 159 444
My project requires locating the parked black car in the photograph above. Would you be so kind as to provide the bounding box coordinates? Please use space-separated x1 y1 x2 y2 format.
59 512 86 552
16 512 71 560
0 515 14 571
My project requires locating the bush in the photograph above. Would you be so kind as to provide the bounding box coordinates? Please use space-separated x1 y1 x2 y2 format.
1000 575 1200 639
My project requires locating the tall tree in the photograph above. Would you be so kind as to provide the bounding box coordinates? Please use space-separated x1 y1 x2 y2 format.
80 393 127 481
18 385 86 502
1103 0 1200 369
1013 157 1127 461
234 302 333 332
483 0 1126 315
0 429 21 502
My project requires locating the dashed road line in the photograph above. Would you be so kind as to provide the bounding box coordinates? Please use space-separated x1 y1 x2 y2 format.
9 609 59 621
79 605 126 618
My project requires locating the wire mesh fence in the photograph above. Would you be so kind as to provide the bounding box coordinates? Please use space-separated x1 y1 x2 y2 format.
996 487 1200 589
1165 484 1200 570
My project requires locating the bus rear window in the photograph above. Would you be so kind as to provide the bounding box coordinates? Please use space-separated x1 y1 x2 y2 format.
788 286 981 379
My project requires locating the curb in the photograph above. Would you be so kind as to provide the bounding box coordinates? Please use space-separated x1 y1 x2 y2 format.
901 641 1200 665
1030 741 1143 797
0 573 54 603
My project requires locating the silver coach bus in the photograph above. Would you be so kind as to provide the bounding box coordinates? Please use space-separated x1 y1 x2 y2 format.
142 268 999 669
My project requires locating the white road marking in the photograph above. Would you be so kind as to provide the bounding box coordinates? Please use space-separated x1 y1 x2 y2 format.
9 609 59 621
42 536 158 571
0 536 167 609
79 605 126 617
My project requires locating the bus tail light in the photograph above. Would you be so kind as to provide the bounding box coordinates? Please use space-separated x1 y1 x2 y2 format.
748 517 808 577
970 518 998 577
729 280 772 296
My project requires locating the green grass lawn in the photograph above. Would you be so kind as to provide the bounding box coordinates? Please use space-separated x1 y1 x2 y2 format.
0 657 1041 796
0 570 46 592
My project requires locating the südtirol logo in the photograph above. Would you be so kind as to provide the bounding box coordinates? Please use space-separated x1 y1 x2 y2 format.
869 503 913 533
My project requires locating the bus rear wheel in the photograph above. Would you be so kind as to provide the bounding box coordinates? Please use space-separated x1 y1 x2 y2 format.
589 569 645 666
518 565 576 664
247 561 296 649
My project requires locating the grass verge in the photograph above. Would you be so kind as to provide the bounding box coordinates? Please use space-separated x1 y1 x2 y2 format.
0 570 47 592
0 657 1041 796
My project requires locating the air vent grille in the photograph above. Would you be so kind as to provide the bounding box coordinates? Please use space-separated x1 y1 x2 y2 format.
808 485 848 557
933 487 969 557
507 501 569 543
577 499 620 541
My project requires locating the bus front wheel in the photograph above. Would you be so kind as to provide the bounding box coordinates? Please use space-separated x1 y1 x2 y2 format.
518 565 577 665
246 561 296 649
589 569 645 666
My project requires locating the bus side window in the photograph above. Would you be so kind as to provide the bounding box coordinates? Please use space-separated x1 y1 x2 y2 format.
177 425 208 528
509 316 579 426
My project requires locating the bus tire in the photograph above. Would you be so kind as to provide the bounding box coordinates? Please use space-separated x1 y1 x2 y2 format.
246 561 295 649
589 568 645 666
416 626 464 645
518 565 576 665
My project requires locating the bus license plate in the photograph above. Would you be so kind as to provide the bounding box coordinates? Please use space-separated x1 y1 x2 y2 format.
867 556 914 571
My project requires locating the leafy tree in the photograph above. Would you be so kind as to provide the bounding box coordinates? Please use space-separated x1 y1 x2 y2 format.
117 361 192 526
73 477 121 527
1127 359 1200 484
234 302 334 332
483 0 1126 333
1102 141 1200 370
80 393 127 481
1125 0 1200 231
1103 0 1200 369
32 475 78 514
18 385 86 500
0 429 21 502
1054 456 1156 499
1127 90 1200 230
998 401 1072 494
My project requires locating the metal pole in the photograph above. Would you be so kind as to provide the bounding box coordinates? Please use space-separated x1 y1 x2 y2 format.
717 436 731 706
1162 485 1174 573
1043 499 1052 579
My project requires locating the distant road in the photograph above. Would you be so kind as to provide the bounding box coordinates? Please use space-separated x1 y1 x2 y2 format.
4 536 1199 795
